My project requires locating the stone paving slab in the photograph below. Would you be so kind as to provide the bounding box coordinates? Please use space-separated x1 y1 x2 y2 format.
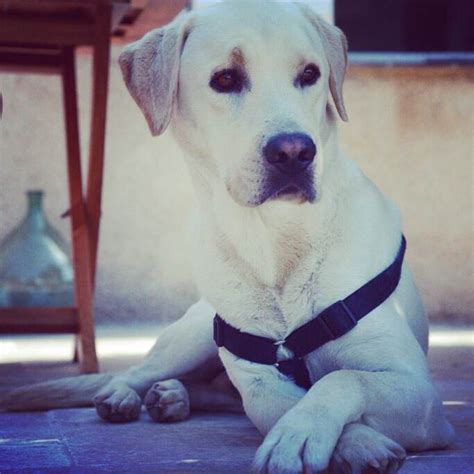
51 409 261 472
0 410 261 473
0 404 473 473
0 411 71 471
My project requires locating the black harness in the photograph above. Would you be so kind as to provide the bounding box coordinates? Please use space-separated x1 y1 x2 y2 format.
214 236 406 389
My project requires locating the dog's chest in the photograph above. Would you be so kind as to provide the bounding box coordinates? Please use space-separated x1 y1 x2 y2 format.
196 229 331 340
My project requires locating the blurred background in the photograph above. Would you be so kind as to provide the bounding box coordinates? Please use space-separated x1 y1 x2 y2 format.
0 0 472 334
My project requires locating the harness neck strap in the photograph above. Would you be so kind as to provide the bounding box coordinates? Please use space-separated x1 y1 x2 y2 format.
214 236 406 387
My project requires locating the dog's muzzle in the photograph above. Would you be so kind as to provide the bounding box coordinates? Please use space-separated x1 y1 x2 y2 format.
262 132 316 202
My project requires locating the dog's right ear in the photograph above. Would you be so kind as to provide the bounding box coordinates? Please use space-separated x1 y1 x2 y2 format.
297 5 348 122
119 12 192 136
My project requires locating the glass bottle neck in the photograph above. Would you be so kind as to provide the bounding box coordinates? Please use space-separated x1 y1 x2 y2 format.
26 191 46 231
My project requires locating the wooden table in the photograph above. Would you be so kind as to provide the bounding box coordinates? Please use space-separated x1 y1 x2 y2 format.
0 0 130 373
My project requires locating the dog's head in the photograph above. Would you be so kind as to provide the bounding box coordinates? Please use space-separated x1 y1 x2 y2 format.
119 1 348 207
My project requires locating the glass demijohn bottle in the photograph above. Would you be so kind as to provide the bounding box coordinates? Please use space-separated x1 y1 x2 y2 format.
0 191 74 307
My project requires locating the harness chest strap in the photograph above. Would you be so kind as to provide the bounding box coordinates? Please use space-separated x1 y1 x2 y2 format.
214 236 407 389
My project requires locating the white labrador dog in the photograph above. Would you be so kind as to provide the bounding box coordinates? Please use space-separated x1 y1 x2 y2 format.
2 1 454 472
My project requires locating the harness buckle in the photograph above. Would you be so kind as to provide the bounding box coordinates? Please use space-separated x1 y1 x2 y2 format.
319 300 357 339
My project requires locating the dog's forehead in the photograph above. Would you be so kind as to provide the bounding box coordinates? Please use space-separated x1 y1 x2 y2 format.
184 1 324 70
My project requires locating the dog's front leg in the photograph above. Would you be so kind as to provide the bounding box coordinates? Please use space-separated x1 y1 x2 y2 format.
94 299 217 422
254 369 453 473
219 349 307 433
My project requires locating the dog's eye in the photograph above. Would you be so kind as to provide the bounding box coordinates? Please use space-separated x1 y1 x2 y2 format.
210 69 243 94
299 64 320 87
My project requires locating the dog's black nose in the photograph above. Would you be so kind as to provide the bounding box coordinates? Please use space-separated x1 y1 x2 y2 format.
263 133 316 174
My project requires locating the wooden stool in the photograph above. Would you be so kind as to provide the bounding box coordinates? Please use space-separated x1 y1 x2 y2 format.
0 0 129 373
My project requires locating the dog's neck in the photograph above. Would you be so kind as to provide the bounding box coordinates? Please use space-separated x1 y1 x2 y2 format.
187 133 349 290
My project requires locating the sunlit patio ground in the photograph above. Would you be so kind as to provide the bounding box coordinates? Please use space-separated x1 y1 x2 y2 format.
0 324 472 473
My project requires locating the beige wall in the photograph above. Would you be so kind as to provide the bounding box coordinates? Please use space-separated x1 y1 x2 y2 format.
0 51 472 324
341 65 473 324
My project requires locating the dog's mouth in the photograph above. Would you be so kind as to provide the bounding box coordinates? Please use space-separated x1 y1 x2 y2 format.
229 171 316 207
266 177 316 204
272 185 305 202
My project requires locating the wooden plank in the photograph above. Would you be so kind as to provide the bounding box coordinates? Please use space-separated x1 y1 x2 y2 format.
0 18 96 46
0 0 129 15
0 0 130 44
0 48 62 73
0 0 129 7
0 307 79 333
0 307 77 318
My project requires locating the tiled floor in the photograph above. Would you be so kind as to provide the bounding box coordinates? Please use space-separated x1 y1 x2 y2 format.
0 325 472 473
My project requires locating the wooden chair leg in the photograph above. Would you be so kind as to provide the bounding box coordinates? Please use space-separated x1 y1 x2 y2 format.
61 46 98 374
73 335 80 363
86 4 112 287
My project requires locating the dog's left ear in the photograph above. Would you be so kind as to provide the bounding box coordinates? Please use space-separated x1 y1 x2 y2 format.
119 11 193 136
298 6 349 122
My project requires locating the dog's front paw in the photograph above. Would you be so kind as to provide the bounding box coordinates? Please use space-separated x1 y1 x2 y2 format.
254 412 339 474
93 384 142 423
144 379 190 422
330 423 406 474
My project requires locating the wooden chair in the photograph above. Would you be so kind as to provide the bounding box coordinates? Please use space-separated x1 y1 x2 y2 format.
0 0 129 373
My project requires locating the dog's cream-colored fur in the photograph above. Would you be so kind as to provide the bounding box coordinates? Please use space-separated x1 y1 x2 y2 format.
1 2 454 472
